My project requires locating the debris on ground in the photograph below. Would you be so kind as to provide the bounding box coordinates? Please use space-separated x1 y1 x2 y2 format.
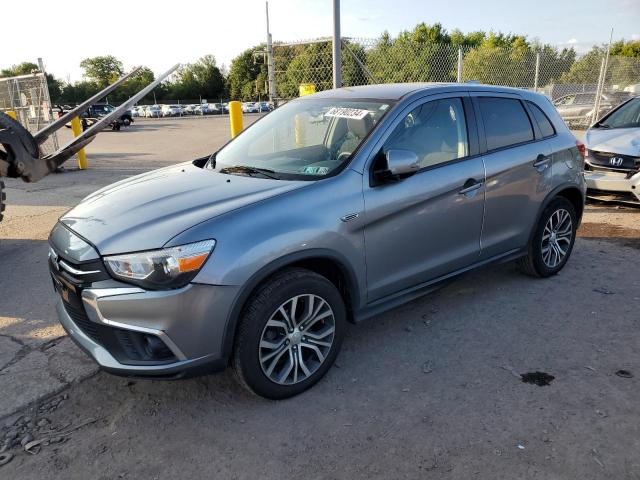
614 369 633 378
422 361 433 374
500 365 522 379
591 449 605 468
521 372 555 386
593 288 615 295
0 452 13 467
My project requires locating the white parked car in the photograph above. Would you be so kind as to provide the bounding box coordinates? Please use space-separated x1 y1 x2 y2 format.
242 102 259 113
583 96 640 203
162 105 183 117
145 105 162 118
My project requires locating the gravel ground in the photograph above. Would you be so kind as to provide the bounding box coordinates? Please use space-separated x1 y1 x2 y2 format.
1 116 639 479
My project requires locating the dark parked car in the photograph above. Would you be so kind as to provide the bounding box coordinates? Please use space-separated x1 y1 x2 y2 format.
50 84 585 398
65 103 133 130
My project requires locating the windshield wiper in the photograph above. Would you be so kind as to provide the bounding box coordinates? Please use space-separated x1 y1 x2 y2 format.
219 165 280 180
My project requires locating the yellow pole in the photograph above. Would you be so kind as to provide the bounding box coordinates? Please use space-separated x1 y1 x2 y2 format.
229 101 243 138
70 117 88 169
6 110 17 120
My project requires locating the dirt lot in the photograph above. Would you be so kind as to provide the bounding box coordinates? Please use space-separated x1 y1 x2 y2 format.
1 116 639 479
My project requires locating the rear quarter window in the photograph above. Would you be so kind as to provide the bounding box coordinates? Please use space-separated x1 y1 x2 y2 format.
527 101 556 138
478 97 534 151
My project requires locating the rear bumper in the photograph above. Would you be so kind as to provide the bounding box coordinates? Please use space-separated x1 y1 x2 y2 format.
584 169 640 201
55 283 240 377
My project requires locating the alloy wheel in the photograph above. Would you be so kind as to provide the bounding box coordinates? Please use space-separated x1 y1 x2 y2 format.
259 294 335 385
541 208 573 268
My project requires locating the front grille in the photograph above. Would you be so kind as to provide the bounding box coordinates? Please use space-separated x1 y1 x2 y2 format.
588 150 639 172
63 300 102 344
50 246 177 366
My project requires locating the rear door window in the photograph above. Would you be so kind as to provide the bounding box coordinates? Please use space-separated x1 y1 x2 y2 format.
527 101 556 138
478 97 534 151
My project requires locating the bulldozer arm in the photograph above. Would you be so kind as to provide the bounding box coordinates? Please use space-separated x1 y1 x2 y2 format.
0 64 178 183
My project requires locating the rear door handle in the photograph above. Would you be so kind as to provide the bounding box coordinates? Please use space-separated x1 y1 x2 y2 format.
533 154 551 170
458 178 483 195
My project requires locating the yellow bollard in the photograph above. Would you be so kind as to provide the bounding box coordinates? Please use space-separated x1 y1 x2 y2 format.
299 84 316 96
6 110 17 120
228 101 243 138
70 117 88 169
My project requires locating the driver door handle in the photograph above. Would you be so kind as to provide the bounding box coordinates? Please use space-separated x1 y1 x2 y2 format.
458 178 483 195
533 154 551 170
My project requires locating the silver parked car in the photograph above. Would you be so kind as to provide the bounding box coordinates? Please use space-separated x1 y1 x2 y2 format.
553 91 632 127
583 96 640 203
49 84 585 398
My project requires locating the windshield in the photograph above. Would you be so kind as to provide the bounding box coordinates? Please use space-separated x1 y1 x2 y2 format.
214 98 392 179
597 97 640 129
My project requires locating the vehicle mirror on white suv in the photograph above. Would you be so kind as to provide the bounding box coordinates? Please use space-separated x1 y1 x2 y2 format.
385 149 420 177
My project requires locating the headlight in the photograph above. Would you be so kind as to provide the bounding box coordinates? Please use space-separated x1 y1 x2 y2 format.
104 240 215 289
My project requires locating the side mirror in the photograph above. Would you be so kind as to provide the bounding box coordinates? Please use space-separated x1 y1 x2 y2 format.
384 149 420 177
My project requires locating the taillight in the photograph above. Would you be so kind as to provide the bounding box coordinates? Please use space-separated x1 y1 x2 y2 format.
576 141 586 159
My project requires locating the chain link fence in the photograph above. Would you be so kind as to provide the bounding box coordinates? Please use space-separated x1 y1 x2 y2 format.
273 37 640 129
0 72 59 154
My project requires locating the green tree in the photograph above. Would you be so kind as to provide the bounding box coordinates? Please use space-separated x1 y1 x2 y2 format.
0 61 39 77
227 47 266 100
610 40 640 58
162 55 226 101
366 24 459 83
79 55 124 87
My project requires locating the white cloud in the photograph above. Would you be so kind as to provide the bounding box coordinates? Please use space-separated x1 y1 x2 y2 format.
631 33 640 40
566 38 578 44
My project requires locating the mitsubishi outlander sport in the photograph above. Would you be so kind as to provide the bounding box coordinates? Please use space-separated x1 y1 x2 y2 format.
49 84 586 399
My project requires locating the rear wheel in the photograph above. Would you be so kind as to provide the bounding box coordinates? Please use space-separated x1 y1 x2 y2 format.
517 197 577 277
233 268 346 399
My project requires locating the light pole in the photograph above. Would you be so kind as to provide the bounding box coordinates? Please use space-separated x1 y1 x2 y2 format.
332 0 341 89
265 1 276 102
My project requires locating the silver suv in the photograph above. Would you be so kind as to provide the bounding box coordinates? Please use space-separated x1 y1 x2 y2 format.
49 84 586 398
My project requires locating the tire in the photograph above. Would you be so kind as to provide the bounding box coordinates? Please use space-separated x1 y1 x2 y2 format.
233 268 346 399
0 112 38 158
0 179 5 223
122 118 131 126
517 196 577 277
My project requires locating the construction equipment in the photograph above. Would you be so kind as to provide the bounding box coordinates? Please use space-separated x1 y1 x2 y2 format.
0 64 179 222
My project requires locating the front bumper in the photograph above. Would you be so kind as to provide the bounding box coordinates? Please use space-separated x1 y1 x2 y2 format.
55 283 239 377
584 168 640 202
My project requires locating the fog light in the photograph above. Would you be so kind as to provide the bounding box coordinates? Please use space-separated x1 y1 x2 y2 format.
143 335 173 359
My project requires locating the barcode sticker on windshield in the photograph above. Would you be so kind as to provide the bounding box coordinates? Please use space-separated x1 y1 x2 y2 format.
325 107 370 120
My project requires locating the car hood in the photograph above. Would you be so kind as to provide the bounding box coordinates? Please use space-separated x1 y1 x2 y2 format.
584 127 640 156
61 162 306 255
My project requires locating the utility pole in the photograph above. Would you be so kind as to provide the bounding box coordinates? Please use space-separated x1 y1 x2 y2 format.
332 0 341 89
265 1 276 103
593 27 614 124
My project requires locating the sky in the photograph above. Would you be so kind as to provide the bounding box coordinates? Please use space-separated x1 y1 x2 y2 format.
3 0 640 82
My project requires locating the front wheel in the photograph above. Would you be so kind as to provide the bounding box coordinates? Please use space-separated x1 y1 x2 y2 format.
233 268 346 399
517 197 577 277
